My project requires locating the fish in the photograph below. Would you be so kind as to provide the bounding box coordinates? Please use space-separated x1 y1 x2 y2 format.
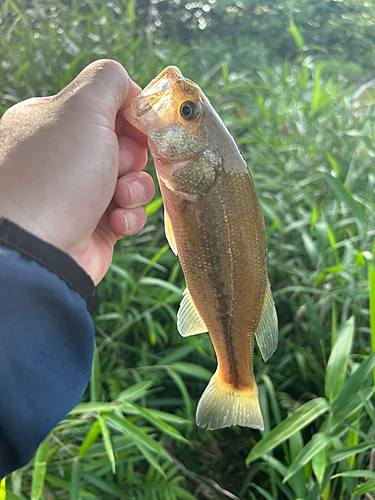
123 66 278 430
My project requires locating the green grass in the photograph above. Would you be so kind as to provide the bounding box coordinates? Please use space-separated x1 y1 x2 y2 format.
2 1 375 499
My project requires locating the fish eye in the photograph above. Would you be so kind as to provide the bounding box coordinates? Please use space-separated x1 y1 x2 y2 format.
179 100 201 122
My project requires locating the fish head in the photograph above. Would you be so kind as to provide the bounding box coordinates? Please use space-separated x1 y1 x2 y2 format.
123 66 209 164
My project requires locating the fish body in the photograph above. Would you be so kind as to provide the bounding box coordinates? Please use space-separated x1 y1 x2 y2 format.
124 67 278 430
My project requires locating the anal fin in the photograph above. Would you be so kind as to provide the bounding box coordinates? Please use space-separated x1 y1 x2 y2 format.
177 288 208 337
255 280 278 362
164 208 177 255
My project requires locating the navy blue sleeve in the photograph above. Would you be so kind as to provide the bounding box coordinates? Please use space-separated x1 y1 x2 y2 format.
0 219 97 478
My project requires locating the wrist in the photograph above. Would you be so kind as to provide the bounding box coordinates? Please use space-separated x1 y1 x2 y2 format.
0 217 98 313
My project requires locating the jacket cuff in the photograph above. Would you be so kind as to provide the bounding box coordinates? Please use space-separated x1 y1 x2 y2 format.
0 218 98 314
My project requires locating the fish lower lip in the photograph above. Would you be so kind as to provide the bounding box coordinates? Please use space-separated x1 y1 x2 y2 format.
136 90 170 118
137 95 159 117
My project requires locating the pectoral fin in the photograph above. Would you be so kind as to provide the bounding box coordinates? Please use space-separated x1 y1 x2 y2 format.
164 208 177 255
255 280 278 362
177 288 208 337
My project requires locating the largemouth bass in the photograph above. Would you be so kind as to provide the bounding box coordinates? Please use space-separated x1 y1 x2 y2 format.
124 67 278 430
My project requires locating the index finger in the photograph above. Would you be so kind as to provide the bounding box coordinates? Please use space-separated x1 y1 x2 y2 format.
115 112 148 148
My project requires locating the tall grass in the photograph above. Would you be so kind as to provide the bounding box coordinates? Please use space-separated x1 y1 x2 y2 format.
1 1 375 499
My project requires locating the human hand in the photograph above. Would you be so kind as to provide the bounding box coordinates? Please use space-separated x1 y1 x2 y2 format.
0 60 155 285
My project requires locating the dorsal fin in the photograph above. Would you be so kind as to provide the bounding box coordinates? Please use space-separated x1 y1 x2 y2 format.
177 288 208 337
255 280 278 362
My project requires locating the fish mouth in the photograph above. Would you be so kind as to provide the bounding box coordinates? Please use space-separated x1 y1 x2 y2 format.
123 66 183 133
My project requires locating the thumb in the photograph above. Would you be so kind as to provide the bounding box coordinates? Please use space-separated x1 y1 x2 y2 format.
55 59 141 128
0 60 141 137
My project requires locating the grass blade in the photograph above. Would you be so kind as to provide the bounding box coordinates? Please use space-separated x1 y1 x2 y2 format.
80 474 126 498
312 445 327 485
251 484 278 500
31 434 51 500
98 414 116 474
325 316 355 400
331 470 375 480
79 420 101 458
246 398 329 465
311 64 322 114
169 362 212 381
323 172 364 227
288 430 306 498
90 344 101 403
289 17 304 52
70 457 82 500
329 387 374 431
107 414 170 461
352 479 375 497
328 441 375 463
117 381 154 402
138 277 182 296
283 432 330 483
3 492 25 500
134 405 190 444
45 476 96 498
166 368 193 422
0 478 5 500
332 353 375 414
145 196 163 216
126 439 166 477
368 244 375 385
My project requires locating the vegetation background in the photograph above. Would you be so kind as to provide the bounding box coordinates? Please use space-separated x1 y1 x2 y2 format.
1 0 375 498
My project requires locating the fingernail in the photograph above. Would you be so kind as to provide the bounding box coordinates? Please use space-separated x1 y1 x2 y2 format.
127 180 146 206
123 210 138 231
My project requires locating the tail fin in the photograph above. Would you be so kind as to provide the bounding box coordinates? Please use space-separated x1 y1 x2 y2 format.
196 371 264 430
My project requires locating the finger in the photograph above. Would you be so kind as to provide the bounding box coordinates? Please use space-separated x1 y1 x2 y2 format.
114 171 155 209
115 112 148 148
118 137 148 176
108 206 147 237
